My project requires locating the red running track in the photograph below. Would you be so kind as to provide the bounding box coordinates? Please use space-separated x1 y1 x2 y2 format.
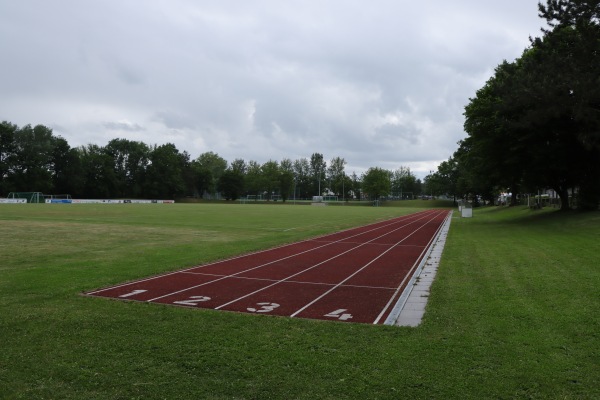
86 209 451 325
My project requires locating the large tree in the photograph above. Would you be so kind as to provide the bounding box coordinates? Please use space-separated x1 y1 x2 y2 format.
51 137 83 196
261 160 280 200
245 160 263 199
538 0 600 29
9 124 56 193
145 143 188 199
217 158 247 201
194 152 227 196
79 144 117 199
326 156 346 198
0 121 17 195
279 158 294 202
458 0 600 210
463 60 526 206
361 167 390 201
390 166 418 199
104 138 150 198
293 157 311 199
309 153 326 196
349 172 362 200
218 168 244 201
536 0 600 209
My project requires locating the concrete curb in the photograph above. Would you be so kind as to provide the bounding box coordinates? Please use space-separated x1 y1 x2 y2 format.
385 211 453 327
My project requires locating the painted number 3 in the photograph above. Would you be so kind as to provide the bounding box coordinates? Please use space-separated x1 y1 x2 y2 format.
247 302 280 313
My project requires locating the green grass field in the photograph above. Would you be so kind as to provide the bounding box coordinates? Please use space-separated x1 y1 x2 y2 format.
1 203 598 399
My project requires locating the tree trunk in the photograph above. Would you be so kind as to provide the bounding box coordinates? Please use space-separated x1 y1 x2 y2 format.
554 186 571 211
510 182 520 207
578 166 600 211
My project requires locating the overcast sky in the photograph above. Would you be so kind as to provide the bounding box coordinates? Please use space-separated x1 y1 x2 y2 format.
0 1 546 178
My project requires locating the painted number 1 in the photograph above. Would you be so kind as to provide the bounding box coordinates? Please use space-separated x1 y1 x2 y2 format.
119 289 147 298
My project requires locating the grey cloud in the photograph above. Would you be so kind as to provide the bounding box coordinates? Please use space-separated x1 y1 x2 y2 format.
103 121 145 132
0 0 545 178
375 123 420 146
114 64 146 86
153 111 197 131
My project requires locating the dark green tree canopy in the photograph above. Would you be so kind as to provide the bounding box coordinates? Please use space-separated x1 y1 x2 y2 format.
448 0 600 210
361 167 390 200
538 0 600 28
1 121 420 203
218 168 244 201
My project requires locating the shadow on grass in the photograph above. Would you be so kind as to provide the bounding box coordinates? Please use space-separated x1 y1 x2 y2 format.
471 205 600 230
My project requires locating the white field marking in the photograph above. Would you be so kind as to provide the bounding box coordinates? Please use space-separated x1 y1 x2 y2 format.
373 211 452 324
86 271 183 295
181 271 399 289
146 211 436 303
311 240 427 248
324 309 353 321
289 210 448 319
173 296 212 306
213 212 437 311
383 211 453 326
253 211 430 235
119 289 148 298
247 302 280 313
87 210 434 296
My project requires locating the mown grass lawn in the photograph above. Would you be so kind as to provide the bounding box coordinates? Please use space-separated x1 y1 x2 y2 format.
0 203 598 399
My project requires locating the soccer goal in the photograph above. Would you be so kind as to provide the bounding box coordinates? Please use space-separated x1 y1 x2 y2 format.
7 192 45 203
240 194 264 203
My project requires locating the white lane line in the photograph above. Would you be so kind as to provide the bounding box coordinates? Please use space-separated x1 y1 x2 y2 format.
85 269 183 295
385 211 453 326
375 210 451 324
289 210 447 319
180 271 399 290
212 212 436 310
86 212 427 296
145 211 435 303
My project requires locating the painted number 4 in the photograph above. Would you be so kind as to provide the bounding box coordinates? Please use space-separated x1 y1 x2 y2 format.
325 309 353 321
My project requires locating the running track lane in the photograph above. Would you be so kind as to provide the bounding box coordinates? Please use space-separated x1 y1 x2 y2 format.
86 209 451 325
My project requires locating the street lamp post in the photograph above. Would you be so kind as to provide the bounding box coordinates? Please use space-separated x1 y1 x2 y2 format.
342 173 345 204
318 167 321 198
430 170 433 199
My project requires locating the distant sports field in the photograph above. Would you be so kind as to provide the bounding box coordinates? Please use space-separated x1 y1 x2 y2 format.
1 203 598 399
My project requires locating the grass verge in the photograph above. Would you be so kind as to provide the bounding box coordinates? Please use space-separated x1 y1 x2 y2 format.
0 203 598 399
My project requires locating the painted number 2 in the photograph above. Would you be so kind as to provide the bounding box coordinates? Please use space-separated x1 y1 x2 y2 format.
324 309 353 321
173 296 212 306
247 302 280 313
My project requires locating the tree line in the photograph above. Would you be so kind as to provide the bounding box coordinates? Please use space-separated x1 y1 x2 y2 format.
0 121 422 201
426 0 600 211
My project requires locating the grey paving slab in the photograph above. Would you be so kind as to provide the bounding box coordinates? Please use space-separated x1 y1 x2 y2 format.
387 211 453 327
